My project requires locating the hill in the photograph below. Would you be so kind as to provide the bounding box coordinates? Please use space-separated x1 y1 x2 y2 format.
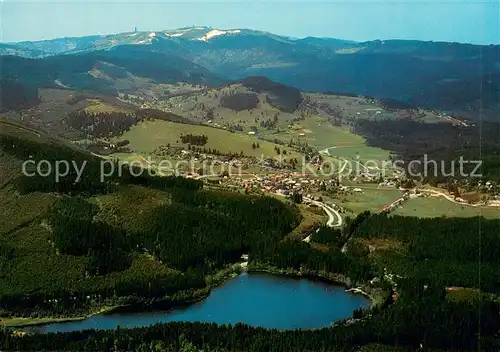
0 87 195 141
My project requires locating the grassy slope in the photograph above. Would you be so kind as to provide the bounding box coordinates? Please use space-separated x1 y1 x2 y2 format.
393 196 500 219
271 116 390 161
339 187 404 215
116 119 302 159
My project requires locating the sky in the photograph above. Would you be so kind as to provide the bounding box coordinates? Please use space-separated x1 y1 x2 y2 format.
1 0 499 45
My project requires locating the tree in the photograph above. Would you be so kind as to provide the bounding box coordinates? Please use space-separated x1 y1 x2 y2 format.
291 192 303 204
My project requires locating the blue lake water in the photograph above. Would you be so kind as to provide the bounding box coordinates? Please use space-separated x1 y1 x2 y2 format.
33 273 370 333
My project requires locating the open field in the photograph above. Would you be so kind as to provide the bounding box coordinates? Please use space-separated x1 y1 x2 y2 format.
83 99 133 114
305 93 445 124
393 196 500 219
115 119 302 159
336 187 404 215
269 116 391 161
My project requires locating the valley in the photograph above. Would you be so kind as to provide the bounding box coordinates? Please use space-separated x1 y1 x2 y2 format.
0 23 499 352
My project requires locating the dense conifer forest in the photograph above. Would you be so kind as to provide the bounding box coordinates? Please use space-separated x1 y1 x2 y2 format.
66 109 191 138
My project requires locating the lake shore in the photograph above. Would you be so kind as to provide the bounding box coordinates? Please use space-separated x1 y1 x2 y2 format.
1 261 386 330
0 262 244 329
246 263 387 306
0 306 119 328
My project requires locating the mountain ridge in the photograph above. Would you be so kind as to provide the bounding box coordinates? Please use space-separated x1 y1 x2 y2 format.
1 26 499 121
4 26 498 59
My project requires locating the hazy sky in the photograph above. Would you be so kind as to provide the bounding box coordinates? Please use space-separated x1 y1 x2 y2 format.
1 0 499 44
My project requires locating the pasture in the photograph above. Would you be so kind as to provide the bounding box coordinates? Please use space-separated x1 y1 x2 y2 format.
116 119 301 159
271 116 391 162
393 196 500 219
337 187 404 215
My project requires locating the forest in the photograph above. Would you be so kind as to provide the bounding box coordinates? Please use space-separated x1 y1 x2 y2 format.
2 123 500 350
354 214 500 292
220 92 260 111
0 133 201 194
237 76 303 113
2 191 500 350
379 98 418 111
65 108 191 139
0 153 300 316
179 133 208 146
353 118 500 182
0 79 40 112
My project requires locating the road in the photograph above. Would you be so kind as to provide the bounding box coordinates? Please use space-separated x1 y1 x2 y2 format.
302 197 343 243
316 201 343 227
420 189 483 207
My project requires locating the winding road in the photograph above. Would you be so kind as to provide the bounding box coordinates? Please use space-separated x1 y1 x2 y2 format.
302 197 343 243
308 199 343 228
420 188 480 207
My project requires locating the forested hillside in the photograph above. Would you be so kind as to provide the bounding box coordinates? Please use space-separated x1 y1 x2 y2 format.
0 119 300 318
0 79 40 112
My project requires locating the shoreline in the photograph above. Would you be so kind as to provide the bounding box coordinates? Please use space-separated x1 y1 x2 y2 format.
2 262 385 331
0 305 120 328
0 263 244 330
246 265 379 304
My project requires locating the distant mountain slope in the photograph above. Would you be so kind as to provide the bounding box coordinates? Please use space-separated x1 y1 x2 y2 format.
0 44 47 58
0 45 223 94
3 27 500 120
236 76 302 113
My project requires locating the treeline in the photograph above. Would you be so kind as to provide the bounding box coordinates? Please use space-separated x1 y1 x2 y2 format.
310 225 344 248
0 134 202 195
353 118 500 182
220 92 259 111
66 109 189 138
355 214 500 264
250 240 374 283
0 266 206 318
137 189 301 270
2 287 498 351
180 133 208 146
379 98 418 111
238 76 302 113
66 110 142 138
186 144 245 159
354 214 500 292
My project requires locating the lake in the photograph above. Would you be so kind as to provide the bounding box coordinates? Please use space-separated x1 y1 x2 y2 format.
33 273 370 333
